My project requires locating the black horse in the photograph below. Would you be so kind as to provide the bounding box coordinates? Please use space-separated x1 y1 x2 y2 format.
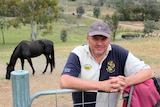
6 39 55 79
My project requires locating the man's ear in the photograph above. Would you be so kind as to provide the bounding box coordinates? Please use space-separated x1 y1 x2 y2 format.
86 34 89 40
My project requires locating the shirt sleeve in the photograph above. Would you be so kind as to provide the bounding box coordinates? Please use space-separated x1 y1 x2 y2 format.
61 52 81 77
124 52 151 76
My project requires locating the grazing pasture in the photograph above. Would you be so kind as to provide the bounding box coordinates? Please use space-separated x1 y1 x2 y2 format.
1 37 160 107
1 0 160 106
0 18 160 106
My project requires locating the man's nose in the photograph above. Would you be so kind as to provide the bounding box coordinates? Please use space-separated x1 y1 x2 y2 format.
96 40 103 45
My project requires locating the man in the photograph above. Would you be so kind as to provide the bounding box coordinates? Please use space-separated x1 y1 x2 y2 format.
60 21 154 107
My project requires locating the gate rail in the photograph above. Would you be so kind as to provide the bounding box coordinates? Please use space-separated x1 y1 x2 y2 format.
30 89 78 107
11 70 79 107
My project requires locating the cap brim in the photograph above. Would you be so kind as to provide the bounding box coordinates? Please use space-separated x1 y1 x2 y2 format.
88 31 110 37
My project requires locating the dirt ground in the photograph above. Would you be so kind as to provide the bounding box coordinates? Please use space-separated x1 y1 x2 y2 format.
1 55 159 107
0 54 126 107
0 55 71 107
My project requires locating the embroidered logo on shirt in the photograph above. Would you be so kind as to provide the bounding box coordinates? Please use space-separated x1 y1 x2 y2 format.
83 64 92 71
106 61 115 73
64 68 71 72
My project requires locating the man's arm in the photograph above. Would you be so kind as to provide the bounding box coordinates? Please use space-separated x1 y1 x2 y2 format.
60 74 125 92
125 68 154 87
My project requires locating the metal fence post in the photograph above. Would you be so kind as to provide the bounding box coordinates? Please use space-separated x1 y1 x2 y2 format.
11 70 30 107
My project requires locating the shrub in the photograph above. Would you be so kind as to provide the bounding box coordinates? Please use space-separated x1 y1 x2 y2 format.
60 28 67 42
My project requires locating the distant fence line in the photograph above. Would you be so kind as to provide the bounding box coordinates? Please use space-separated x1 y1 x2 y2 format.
121 34 144 40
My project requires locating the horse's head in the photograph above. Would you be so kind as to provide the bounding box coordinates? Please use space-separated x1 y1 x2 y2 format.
6 64 14 80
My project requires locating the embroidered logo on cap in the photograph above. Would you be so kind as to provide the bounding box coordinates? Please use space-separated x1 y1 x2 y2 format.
98 26 101 30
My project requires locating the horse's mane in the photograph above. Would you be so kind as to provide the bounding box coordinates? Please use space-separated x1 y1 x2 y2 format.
12 45 18 55
11 40 29 55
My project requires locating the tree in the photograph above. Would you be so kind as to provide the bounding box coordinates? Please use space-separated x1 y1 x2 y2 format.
93 7 100 18
113 0 160 21
114 1 131 21
104 12 119 41
60 28 67 42
0 0 14 44
4 0 59 40
76 6 85 18
0 17 8 44
143 20 156 35
98 0 105 6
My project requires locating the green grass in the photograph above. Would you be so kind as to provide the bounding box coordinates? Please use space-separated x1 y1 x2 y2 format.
0 17 160 67
112 37 160 65
0 17 94 64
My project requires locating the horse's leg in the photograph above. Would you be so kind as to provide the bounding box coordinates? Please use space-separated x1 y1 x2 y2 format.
27 58 35 75
42 55 49 74
20 58 24 70
49 55 53 73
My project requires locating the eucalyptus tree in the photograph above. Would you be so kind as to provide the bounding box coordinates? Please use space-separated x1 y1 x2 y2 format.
6 0 59 40
143 20 157 35
112 0 160 21
98 0 105 6
76 6 85 18
0 17 8 44
104 12 119 41
93 7 100 18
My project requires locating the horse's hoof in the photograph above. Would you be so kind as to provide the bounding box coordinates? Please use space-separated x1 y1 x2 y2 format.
6 75 11 80
6 78 10 80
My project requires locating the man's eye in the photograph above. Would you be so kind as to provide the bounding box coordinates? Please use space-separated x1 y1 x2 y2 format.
102 38 107 41
93 37 97 40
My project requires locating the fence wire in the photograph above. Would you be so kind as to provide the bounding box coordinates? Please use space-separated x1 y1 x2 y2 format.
30 89 123 107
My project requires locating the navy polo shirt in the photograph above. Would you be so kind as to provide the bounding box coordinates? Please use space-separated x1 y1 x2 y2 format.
62 44 129 107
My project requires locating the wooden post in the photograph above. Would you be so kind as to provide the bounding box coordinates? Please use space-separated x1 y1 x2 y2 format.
11 70 30 107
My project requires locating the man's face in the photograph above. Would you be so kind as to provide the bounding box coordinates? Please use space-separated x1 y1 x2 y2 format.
87 35 110 58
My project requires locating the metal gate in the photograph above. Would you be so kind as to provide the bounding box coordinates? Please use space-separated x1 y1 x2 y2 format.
11 70 122 107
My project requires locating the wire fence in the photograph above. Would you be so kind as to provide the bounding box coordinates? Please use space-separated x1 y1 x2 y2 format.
30 89 123 107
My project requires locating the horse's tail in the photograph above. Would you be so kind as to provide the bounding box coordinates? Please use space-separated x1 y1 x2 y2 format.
51 43 55 69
